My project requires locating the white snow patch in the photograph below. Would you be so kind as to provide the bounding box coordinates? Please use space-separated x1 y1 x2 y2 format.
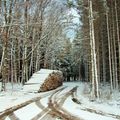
14 102 41 120
63 96 118 120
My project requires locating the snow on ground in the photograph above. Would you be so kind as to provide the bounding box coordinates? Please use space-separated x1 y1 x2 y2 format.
0 85 37 112
63 96 117 120
63 82 120 120
0 81 120 120
15 102 42 120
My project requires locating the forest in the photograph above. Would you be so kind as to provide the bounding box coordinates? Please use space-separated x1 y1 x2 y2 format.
0 0 120 99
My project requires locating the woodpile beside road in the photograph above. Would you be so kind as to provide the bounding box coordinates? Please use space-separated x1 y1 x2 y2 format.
23 69 63 93
39 71 63 92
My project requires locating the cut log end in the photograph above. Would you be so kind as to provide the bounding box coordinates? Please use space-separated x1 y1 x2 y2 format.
38 71 63 92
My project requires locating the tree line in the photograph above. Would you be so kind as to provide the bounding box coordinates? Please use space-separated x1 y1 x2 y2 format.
0 0 120 99
0 0 73 90
72 0 120 98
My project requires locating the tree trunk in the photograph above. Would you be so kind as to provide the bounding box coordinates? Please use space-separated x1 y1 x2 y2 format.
106 11 113 92
89 0 99 98
111 1 118 89
115 0 120 85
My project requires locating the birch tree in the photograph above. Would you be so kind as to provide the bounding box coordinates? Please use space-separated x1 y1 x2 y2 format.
89 0 99 98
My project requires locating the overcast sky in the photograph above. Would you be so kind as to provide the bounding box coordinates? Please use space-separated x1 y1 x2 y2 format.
66 8 80 41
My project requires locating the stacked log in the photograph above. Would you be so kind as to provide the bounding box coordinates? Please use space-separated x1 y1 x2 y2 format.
38 71 63 92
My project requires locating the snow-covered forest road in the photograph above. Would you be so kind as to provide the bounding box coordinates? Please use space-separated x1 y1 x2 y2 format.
0 83 120 120
34 86 80 120
0 0 120 119
0 86 80 120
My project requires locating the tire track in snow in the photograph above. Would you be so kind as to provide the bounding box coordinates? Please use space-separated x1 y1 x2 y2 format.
31 87 66 120
48 86 83 120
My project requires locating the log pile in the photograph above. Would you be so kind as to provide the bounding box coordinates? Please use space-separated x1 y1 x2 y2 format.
39 71 63 92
